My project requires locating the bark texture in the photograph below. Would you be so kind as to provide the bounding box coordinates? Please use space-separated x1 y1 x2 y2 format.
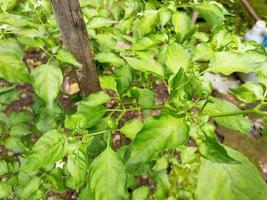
50 0 100 96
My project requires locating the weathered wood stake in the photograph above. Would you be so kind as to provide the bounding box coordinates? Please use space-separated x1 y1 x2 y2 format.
50 0 100 96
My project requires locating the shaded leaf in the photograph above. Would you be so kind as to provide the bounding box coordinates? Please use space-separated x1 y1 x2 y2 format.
196 147 267 200
230 82 264 103
88 147 127 200
130 87 155 107
203 97 252 134
95 52 125 66
22 130 68 172
127 114 189 166
0 39 30 83
56 49 81 67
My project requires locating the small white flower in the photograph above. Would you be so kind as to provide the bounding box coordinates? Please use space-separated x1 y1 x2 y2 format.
55 160 65 169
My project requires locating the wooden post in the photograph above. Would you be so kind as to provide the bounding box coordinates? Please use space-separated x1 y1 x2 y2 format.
50 0 100 96
240 0 260 21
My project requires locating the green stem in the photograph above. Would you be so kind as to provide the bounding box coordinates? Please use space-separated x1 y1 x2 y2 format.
210 109 267 118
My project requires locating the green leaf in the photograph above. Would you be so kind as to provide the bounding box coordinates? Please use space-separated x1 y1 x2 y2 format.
132 186 149 200
134 10 158 37
56 49 81 67
127 114 189 166
195 2 227 26
5 137 27 153
165 43 190 74
65 114 88 131
67 149 88 190
196 146 267 200
193 43 213 62
208 51 267 75
9 111 32 124
0 13 31 27
0 39 30 83
0 0 17 11
10 124 31 137
230 82 264 103
172 11 193 40
95 33 116 51
191 126 238 164
124 57 164 77
131 37 155 51
22 130 68 172
79 91 110 107
116 65 132 94
99 75 117 92
95 52 125 66
88 147 127 200
0 182 12 199
0 87 20 107
211 30 240 49
130 87 155 107
65 92 107 131
203 97 252 134
120 119 143 140
0 160 8 176
31 64 63 108
16 176 41 199
77 104 105 128
159 8 172 27
87 16 115 29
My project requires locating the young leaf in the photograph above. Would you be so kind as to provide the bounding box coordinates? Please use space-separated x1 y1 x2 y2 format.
196 147 267 200
127 114 189 166
22 130 68 172
31 65 63 108
120 119 143 140
88 147 127 200
124 57 164 77
0 38 30 83
203 97 252 134
165 43 190 74
230 82 264 103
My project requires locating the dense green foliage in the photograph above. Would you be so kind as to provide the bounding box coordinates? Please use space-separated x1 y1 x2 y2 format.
0 0 267 199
